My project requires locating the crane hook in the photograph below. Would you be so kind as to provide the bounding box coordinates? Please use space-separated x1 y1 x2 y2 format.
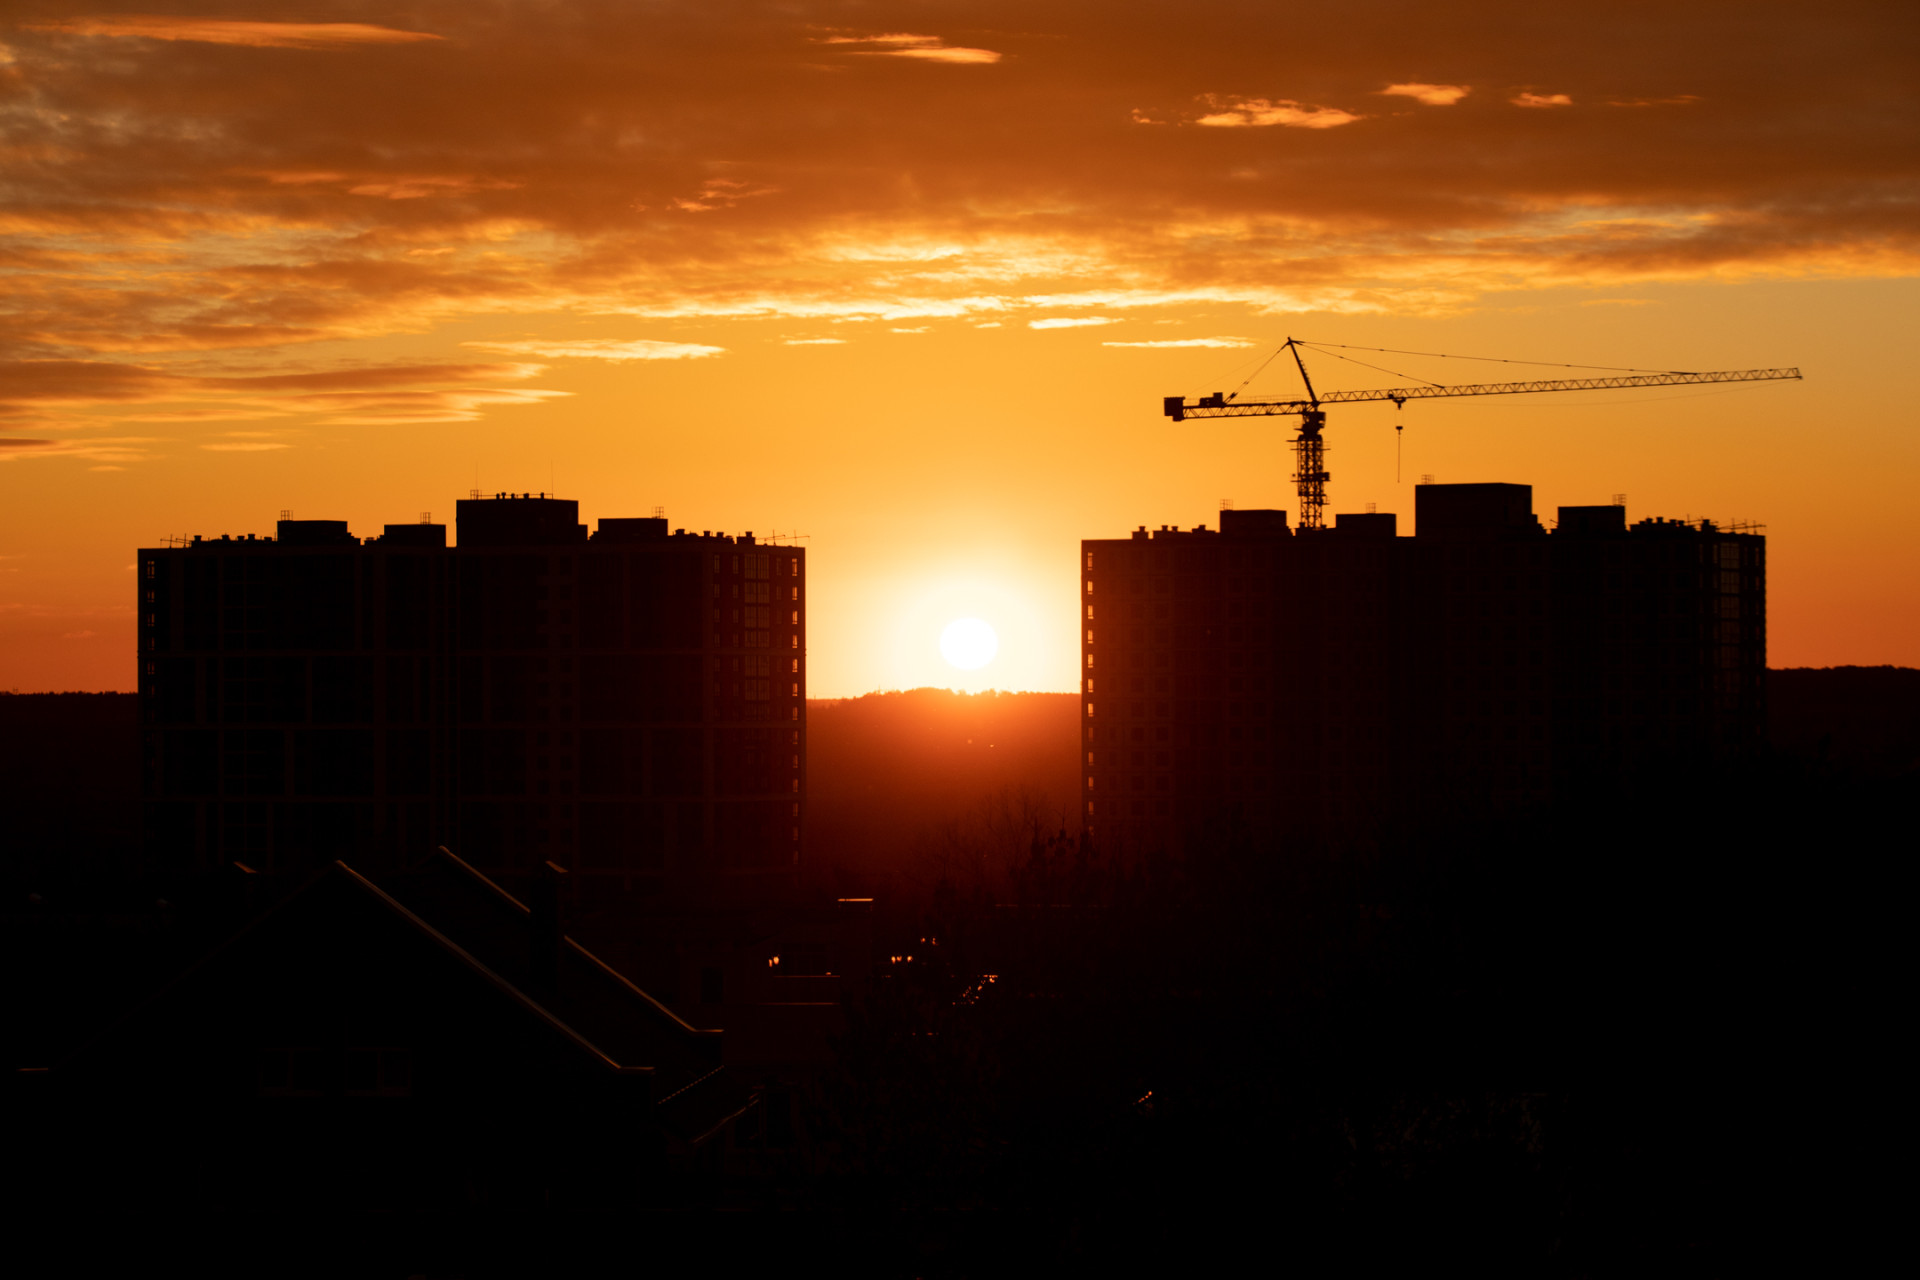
1391 396 1406 482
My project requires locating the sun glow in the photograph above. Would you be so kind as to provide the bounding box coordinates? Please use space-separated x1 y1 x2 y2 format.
939 618 999 670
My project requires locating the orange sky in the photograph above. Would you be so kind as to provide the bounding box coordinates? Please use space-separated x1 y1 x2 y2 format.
3 2 1916 694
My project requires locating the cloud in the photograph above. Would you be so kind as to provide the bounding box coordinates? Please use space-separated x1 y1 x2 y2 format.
1195 98 1363 128
817 33 1001 63
1030 317 1121 329
1102 337 1259 348
0 359 566 440
26 17 444 49
465 339 725 361
348 176 523 201
664 178 782 213
1380 83 1471 106
1 438 54 449
117 409 293 422
0 0 1906 417
0 435 160 465
782 338 846 345
1512 92 1574 108
199 442 290 452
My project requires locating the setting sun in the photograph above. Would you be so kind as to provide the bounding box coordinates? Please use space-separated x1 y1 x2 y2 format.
939 618 1000 671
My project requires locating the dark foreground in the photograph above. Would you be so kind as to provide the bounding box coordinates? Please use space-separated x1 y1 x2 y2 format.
4 672 1912 1275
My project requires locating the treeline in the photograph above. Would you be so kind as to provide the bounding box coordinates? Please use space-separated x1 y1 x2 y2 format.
803 689 1080 902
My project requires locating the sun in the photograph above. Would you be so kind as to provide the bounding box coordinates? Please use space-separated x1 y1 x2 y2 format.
939 617 999 670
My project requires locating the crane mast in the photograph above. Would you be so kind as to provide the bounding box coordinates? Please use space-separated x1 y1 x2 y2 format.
1163 339 1802 529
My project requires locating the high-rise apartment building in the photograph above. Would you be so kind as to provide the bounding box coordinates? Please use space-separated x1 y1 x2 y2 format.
1081 484 1765 855
138 496 805 900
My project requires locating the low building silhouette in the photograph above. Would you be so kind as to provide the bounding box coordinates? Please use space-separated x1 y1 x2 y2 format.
1081 484 1766 855
21 848 748 1211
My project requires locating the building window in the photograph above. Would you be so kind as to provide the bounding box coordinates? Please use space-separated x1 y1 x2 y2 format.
258 1048 327 1096
345 1048 412 1097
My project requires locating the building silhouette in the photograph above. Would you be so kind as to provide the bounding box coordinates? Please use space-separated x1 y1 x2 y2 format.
1080 483 1766 855
137 495 806 901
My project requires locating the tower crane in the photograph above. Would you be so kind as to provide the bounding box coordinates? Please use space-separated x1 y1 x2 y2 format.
1163 338 1802 530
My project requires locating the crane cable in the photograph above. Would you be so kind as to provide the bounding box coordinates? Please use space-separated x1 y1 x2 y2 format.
1289 339 1692 376
1295 342 1447 388
1224 343 1292 403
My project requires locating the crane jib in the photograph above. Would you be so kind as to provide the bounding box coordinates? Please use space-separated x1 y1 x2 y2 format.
1163 367 1802 420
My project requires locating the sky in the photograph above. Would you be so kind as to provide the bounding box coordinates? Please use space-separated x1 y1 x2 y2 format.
2 1 1915 695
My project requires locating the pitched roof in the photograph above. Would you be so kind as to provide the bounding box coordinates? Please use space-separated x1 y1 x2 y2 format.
48 853 749 1140
378 848 723 1088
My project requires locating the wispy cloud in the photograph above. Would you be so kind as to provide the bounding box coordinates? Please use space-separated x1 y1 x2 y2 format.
1512 92 1573 108
1102 337 1258 348
0 359 566 440
1195 97 1363 128
1607 95 1702 108
1030 317 1120 329
816 33 1001 64
26 17 444 49
0 435 160 465
1380 83 1471 106
465 338 724 361
783 338 846 345
348 175 522 201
